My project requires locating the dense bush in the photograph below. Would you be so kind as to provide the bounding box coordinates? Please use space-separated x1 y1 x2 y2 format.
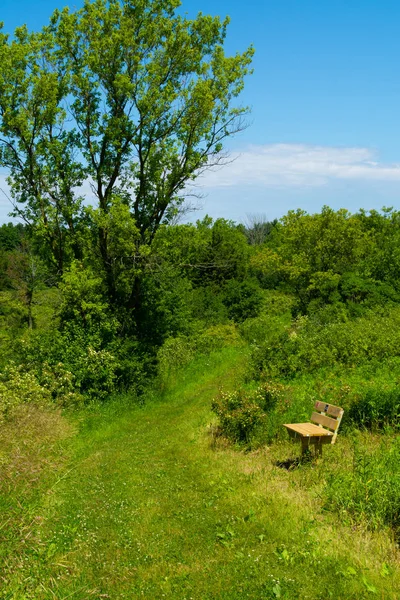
0 358 85 422
211 381 292 445
250 308 400 377
196 324 242 354
14 330 119 401
211 388 266 443
157 336 195 388
221 279 263 322
0 365 51 422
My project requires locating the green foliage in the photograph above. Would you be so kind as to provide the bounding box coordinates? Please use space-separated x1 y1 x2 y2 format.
112 339 153 395
325 436 400 532
151 217 250 286
0 0 253 306
0 353 81 419
157 324 242 388
222 278 263 322
251 307 400 377
157 336 195 388
0 222 25 251
211 387 266 443
346 387 400 430
252 206 400 317
78 346 117 400
211 380 292 444
40 361 83 406
0 291 28 336
137 266 193 344
86 199 142 306
196 323 242 353
0 364 51 422
14 329 118 402
58 261 118 342
190 285 229 325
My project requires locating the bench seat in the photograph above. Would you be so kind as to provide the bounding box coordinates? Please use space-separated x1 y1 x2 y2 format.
283 423 334 438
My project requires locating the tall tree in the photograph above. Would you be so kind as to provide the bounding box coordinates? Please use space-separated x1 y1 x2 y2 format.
0 0 254 308
6 242 48 329
0 25 85 274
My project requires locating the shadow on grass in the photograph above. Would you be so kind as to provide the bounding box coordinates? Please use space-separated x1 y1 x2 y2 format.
274 451 314 471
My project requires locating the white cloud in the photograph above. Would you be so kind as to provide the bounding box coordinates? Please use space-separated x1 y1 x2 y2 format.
1 144 400 223
200 144 400 189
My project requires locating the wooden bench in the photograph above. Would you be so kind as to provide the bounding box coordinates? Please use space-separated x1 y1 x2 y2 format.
283 401 344 457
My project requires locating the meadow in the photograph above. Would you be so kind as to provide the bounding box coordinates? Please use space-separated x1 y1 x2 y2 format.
1 346 399 599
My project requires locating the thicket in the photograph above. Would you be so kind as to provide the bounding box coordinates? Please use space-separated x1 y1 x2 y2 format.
3 207 400 424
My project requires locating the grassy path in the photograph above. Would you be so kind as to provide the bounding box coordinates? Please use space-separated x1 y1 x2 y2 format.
2 349 399 599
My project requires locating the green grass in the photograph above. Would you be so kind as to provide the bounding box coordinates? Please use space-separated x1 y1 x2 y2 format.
1 347 399 599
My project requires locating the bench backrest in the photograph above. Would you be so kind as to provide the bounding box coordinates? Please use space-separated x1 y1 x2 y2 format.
311 401 344 444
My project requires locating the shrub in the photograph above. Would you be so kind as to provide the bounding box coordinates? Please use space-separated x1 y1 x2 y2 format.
196 324 242 354
221 279 263 322
14 330 119 402
211 388 266 443
0 365 51 422
40 361 83 406
75 347 117 400
257 381 291 412
211 380 294 445
240 313 290 347
157 336 195 388
260 290 295 316
112 339 153 395
252 307 400 378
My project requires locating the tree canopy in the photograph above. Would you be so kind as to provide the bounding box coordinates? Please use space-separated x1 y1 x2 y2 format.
0 0 254 303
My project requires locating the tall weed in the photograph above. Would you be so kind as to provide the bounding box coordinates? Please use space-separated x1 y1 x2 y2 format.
325 436 400 533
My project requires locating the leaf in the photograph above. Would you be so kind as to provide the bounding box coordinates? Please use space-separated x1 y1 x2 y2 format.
380 563 391 578
281 548 290 562
362 576 377 594
272 583 281 598
46 543 57 559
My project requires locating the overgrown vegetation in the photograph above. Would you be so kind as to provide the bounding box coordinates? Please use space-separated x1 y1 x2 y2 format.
0 0 399 596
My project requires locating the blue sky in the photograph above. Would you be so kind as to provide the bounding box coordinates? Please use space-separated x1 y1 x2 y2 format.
1 0 400 224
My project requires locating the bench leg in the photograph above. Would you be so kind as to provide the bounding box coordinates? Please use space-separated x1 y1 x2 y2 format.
315 439 323 457
301 437 309 455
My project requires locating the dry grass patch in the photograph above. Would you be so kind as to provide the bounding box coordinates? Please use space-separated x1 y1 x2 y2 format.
0 404 73 485
0 404 75 591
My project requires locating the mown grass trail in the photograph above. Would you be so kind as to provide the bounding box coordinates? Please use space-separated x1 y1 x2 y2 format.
2 348 399 599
